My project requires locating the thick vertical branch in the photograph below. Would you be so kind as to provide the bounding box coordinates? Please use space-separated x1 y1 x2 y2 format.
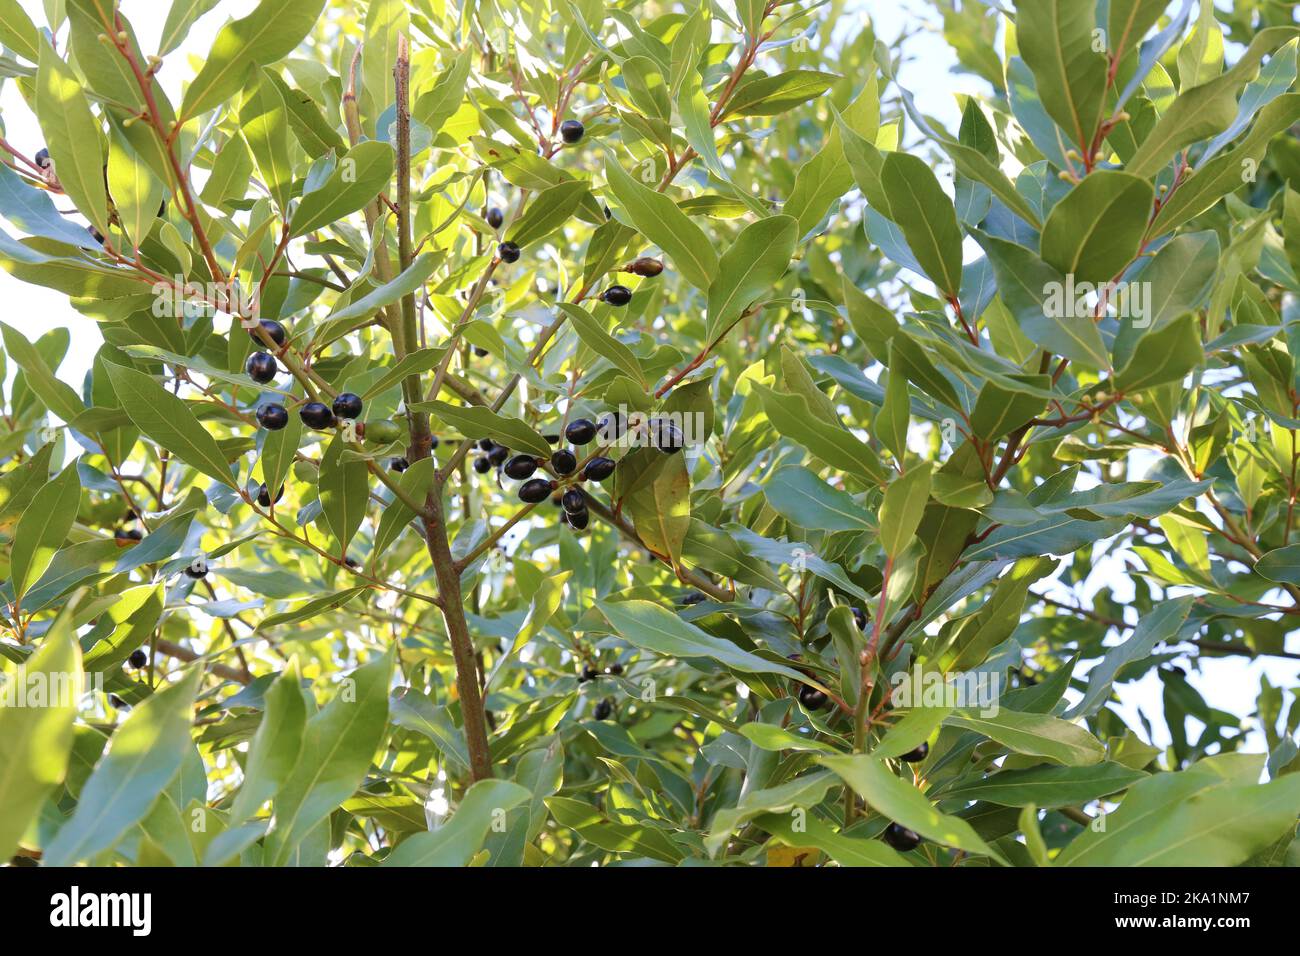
393 35 493 781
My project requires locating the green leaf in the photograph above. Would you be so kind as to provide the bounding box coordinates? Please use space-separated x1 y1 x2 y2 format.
878 152 964 297
1057 755 1300 866
819 754 1005 861
317 435 370 555
372 458 435 562
384 779 531 866
0 321 84 425
973 229 1111 369
1255 545 1300 585
753 810 913 866
785 79 880 237
8 463 81 603
1126 27 1300 179
752 383 887 486
722 70 839 119
678 69 726 182
888 334 964 410
240 69 294 214
104 362 238 489
0 0 39 62
229 658 307 823
945 709 1107 766
1108 0 1170 62
1040 171 1154 285
44 666 202 866
290 141 395 237
1151 94 1300 236
705 771 839 855
181 0 327 119
413 400 551 458
970 375 1052 441
880 462 933 559
0 605 81 859
258 587 367 632
106 132 165 252
558 303 645 387
604 156 716 291
322 252 439 328
35 36 110 237
764 465 876 533
597 599 819 687
264 648 394 866
705 215 797 344
1114 313 1204 392
1015 0 1108 153
938 761 1148 808
506 180 590 248
624 452 691 567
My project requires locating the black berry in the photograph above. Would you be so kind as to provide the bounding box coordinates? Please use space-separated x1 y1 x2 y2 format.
390 457 409 472
246 351 277 383
882 822 922 852
257 403 289 430
606 662 624 676
256 483 284 507
486 207 504 229
498 241 520 263
332 392 363 420
852 607 867 630
249 319 287 347
488 444 510 466
474 346 489 357
561 488 587 514
598 413 625 441
560 119 585 144
579 664 598 682
299 402 335 430
34 147 50 169
430 435 439 449
478 438 496 452
581 456 616 482
565 418 597 445
473 456 492 474
127 648 148 669
114 528 143 545
593 699 613 720
798 685 828 710
551 448 577 475
567 507 589 530
504 454 538 480
601 284 632 306
900 742 929 763
183 558 208 579
650 418 685 454
519 478 554 503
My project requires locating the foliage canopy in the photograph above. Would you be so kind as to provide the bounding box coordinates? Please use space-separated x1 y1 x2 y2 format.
2 0 1300 867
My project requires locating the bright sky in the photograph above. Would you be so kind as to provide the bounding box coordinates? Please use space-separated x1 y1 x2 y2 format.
1 0 1293 756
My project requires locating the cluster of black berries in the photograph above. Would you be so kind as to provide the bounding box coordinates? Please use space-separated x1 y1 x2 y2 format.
471 416 624 529
249 319 367 436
